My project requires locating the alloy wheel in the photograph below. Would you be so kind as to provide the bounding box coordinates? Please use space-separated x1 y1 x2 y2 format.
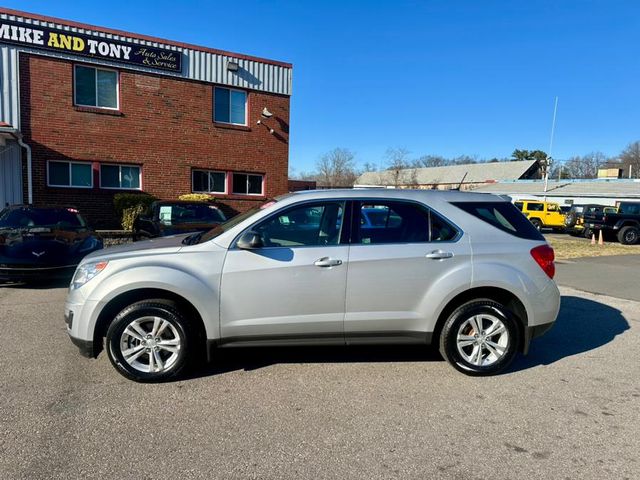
119 316 182 373
456 314 509 367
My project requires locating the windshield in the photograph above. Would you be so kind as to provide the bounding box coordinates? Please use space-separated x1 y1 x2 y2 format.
0 207 87 229
158 203 226 224
193 201 275 244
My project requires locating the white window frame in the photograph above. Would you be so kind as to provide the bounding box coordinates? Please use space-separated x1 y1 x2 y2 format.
192 169 227 194
213 87 248 126
46 160 93 189
73 64 120 110
232 172 264 196
99 163 142 190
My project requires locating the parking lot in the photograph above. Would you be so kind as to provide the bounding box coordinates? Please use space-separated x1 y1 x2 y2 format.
1 263 639 480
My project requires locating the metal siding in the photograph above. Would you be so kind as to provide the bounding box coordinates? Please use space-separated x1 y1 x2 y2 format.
0 45 19 128
0 140 22 206
0 12 291 96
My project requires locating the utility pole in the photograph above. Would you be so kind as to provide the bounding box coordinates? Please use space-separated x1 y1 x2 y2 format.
544 96 559 201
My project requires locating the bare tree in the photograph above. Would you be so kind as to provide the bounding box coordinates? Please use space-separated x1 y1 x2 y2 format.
620 141 640 178
385 147 411 187
554 152 608 179
315 148 359 187
361 162 379 173
413 155 449 168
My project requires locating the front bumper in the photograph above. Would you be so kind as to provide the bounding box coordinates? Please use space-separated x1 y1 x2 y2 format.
65 295 103 358
69 334 96 358
0 264 76 282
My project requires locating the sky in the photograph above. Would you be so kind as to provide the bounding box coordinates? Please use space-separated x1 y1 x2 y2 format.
5 0 640 173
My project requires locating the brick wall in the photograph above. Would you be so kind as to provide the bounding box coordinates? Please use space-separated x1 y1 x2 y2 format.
20 53 290 228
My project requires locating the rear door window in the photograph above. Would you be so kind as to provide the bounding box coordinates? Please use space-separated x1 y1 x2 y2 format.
453 201 544 241
355 201 459 244
527 203 544 212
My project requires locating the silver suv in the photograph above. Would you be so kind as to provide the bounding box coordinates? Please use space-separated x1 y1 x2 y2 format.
65 190 560 381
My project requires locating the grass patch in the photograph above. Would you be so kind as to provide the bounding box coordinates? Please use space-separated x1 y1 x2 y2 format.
547 236 640 260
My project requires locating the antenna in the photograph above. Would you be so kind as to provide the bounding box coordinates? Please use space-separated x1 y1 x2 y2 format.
453 172 468 191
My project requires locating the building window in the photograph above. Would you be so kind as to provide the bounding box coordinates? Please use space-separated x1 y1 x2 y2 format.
74 65 119 109
192 170 226 193
100 164 141 189
232 173 263 195
47 161 93 188
214 87 247 125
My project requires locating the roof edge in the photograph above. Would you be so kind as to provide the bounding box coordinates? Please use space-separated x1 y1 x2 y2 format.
0 6 293 69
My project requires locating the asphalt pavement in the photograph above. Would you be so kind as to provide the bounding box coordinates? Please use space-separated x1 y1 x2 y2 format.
0 277 638 480
556 255 640 302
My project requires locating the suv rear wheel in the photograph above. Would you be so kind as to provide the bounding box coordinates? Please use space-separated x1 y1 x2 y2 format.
617 225 639 245
106 299 192 382
439 299 520 376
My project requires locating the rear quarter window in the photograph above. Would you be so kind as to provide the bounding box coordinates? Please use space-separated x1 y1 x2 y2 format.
452 202 544 241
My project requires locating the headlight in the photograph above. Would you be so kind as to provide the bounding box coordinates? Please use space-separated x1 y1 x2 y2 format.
71 261 108 290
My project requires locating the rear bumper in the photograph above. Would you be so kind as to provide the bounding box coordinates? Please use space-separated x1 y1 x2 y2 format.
523 321 555 355
521 279 560 354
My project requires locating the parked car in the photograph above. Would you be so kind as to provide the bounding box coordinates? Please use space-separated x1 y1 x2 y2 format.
65 190 560 382
0 205 103 282
132 201 227 240
513 199 566 231
584 201 640 244
563 204 615 238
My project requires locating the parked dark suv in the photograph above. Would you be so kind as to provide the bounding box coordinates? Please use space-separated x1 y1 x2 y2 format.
564 204 615 238
132 201 227 240
585 202 640 244
0 205 103 282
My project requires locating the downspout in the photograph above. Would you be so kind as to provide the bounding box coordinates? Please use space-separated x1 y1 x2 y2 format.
16 135 32 204
15 51 32 204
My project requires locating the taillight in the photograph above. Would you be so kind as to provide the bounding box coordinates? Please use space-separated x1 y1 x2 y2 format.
530 245 555 279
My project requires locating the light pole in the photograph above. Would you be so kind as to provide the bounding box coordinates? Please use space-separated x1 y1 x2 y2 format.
544 96 559 202
543 156 552 202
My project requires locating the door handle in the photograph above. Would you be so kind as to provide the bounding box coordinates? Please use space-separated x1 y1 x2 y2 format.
314 257 343 267
425 250 453 260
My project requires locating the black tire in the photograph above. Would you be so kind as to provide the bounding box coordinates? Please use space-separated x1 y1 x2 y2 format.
106 299 193 382
617 226 639 245
582 227 592 239
564 212 577 228
439 299 520 376
530 218 542 231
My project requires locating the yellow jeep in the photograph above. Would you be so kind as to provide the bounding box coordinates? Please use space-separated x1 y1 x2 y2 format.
514 200 566 231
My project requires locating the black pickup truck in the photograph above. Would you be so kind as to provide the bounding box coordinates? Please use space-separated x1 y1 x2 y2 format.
584 202 640 245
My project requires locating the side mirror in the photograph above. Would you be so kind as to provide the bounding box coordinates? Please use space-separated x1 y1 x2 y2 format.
237 231 264 250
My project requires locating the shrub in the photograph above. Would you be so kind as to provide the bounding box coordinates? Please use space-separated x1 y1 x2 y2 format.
178 193 215 202
121 205 145 231
113 193 156 231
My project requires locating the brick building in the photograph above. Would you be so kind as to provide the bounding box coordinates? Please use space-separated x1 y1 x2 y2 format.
0 8 292 227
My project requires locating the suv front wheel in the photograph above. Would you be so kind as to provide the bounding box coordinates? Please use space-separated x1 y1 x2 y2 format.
439 299 520 376
106 299 192 382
